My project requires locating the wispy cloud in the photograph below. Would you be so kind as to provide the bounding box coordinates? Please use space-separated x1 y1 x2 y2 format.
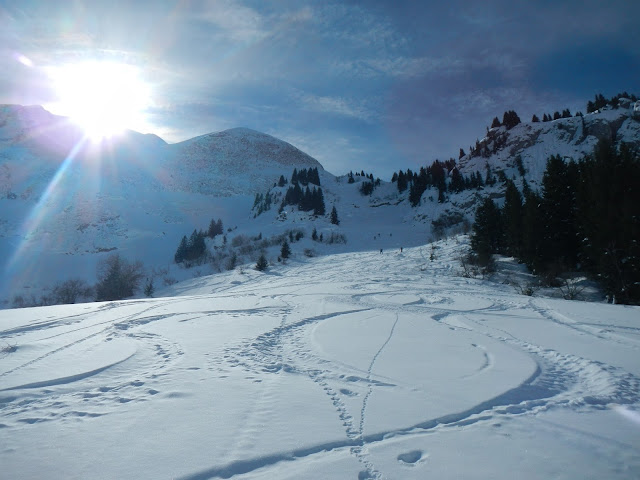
195 0 267 44
292 90 378 122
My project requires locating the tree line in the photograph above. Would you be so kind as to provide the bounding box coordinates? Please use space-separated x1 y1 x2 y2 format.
392 159 485 206
471 140 640 304
174 217 224 265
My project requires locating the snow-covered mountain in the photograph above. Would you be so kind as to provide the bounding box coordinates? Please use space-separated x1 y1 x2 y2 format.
1 101 638 305
457 104 640 189
168 127 322 196
0 106 324 303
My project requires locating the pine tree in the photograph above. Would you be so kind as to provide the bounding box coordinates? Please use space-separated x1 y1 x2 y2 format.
471 197 503 264
144 278 154 297
397 171 408 192
314 188 326 216
491 116 501 129
521 191 544 270
174 236 188 263
255 254 268 271
502 180 523 256
312 227 318 241
278 175 287 187
502 110 521 129
576 141 640 302
531 114 540 122
330 206 340 225
539 155 579 270
280 240 291 260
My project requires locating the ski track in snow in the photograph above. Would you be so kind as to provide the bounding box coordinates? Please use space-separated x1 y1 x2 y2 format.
1 241 639 478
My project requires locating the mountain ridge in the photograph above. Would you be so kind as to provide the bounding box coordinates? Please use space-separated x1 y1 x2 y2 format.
1 101 638 306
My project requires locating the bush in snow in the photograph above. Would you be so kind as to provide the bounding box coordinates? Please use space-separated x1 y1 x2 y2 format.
95 254 144 301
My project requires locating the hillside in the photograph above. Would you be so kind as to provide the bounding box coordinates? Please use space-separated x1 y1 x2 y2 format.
1 101 638 306
457 105 640 189
0 108 324 304
1 238 638 479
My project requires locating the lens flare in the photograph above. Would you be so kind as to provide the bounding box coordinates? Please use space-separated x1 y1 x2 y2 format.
45 61 151 140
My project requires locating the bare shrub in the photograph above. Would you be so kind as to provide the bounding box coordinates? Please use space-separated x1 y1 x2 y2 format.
52 279 93 304
559 278 585 300
95 254 144 301
11 294 38 309
325 232 347 244
226 252 238 271
163 276 177 287
239 243 256 256
459 252 495 279
511 280 540 296
231 234 249 248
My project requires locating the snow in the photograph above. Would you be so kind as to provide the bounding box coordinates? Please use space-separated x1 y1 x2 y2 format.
1 237 638 479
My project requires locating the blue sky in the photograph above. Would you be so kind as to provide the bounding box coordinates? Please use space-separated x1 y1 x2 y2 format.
1 0 638 178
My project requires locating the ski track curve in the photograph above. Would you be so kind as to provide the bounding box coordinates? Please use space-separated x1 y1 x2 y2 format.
193 284 640 479
0 299 188 424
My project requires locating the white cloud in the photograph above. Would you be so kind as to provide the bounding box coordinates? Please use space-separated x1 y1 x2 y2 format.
196 0 267 43
292 91 377 122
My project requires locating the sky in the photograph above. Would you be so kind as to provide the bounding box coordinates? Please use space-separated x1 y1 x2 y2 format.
1 0 639 179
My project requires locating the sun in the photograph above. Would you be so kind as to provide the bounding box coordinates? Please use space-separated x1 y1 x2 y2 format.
46 61 151 140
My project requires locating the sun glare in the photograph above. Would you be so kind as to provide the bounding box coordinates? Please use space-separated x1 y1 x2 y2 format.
46 61 151 140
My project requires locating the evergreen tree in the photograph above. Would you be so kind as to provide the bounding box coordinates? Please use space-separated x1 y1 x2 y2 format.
309 167 321 186
539 155 579 270
330 206 340 225
314 188 326 216
471 197 503 263
491 116 501 129
278 175 287 187
576 141 640 302
280 240 291 260
397 171 408 192
459 148 466 159
521 191 544 270
255 253 268 271
553 111 561 120
531 114 540 122
359 181 374 196
502 110 521 129
449 168 465 193
174 236 188 263
312 227 318 241
502 180 523 256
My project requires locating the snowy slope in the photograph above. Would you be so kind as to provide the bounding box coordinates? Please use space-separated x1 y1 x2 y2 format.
458 105 640 189
0 108 323 303
1 238 638 479
167 128 322 196
1 103 637 305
